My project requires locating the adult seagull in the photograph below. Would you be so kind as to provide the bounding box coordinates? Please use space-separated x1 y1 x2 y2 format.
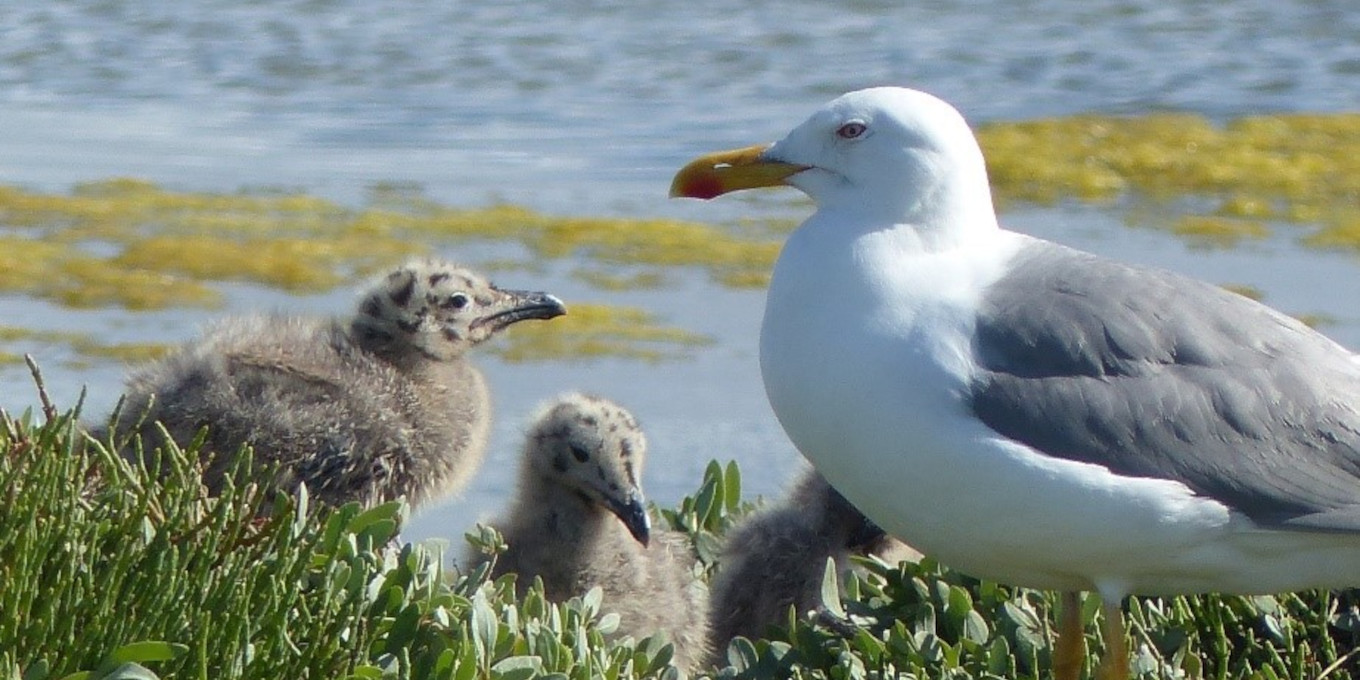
670 87 1360 680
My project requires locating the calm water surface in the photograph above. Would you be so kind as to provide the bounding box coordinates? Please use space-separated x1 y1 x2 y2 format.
1 0 1357 547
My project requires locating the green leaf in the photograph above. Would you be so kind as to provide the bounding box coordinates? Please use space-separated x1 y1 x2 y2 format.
1179 652 1203 679
1262 613 1287 645
100 642 189 670
346 501 403 534
490 656 542 680
356 519 399 546
1081 590 1102 626
385 602 423 652
597 612 621 635
581 586 604 616
22 659 51 680
963 610 991 644
819 557 845 618
644 640 675 675
943 639 962 668
703 459 723 483
693 476 719 529
947 585 974 625
728 636 759 671
1002 601 1041 631
986 635 1014 677
471 592 499 659
431 648 456 678
94 663 160 680
453 645 478 680
723 460 742 513
293 483 310 534
916 632 944 663
1250 594 1280 615
915 603 938 636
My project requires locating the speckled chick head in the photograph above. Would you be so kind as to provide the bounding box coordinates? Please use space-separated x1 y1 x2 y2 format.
524 393 652 545
351 259 565 361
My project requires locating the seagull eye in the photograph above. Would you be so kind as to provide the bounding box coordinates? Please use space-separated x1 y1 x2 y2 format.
444 294 469 310
836 122 867 139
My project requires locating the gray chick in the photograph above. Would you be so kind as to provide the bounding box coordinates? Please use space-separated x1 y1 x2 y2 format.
101 258 565 510
707 467 919 656
478 393 710 674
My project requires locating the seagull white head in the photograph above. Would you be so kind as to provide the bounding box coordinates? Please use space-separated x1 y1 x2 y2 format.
671 87 998 237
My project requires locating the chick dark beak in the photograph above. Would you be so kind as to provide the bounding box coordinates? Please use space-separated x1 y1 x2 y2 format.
608 491 651 547
472 290 567 332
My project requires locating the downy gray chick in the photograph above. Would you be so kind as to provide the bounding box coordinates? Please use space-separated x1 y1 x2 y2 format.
101 258 565 510
708 467 919 655
478 393 710 673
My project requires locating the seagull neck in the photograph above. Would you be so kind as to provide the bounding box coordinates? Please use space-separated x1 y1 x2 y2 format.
811 185 999 253
810 206 999 254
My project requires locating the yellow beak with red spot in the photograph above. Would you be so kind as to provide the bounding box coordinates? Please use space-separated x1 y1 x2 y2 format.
668 144 809 200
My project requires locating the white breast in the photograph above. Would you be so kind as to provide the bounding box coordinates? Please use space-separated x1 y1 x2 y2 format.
760 217 1026 544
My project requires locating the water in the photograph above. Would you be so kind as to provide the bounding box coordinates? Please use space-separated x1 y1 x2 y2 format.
1 0 1357 547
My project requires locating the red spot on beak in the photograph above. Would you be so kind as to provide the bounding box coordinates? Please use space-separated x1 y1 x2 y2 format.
682 175 723 200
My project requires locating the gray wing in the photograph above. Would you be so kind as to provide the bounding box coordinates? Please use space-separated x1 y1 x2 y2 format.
969 239 1360 532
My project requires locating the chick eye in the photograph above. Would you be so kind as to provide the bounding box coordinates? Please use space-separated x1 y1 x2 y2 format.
836 122 867 139
444 293 469 310
569 444 591 462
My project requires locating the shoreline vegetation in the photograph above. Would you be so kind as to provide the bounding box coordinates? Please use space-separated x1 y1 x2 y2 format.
3 361 1358 680
4 110 1359 678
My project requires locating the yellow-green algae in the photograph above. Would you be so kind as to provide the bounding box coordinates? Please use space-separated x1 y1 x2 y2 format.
977 112 1360 251
1168 216 1269 249
3 111 1358 365
69 339 176 363
0 326 174 366
112 234 419 292
359 204 780 287
0 236 220 310
5 110 1355 317
0 180 779 310
489 303 713 363
1302 214 1360 252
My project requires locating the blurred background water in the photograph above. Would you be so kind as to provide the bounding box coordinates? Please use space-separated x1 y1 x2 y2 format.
1 0 1357 548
